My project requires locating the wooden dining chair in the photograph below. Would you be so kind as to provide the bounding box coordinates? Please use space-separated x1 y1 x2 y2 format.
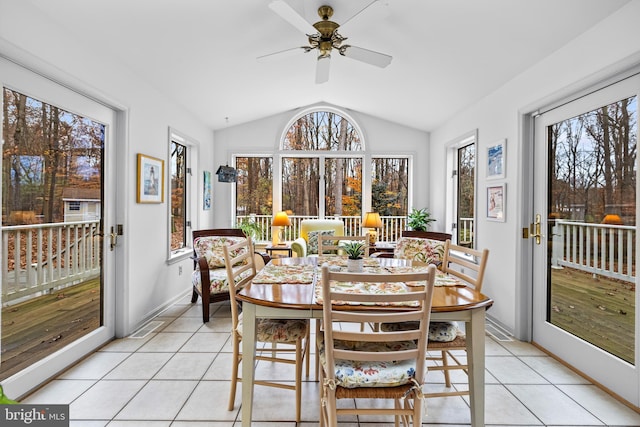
318 234 370 257
318 264 437 427
223 238 310 421
425 240 489 398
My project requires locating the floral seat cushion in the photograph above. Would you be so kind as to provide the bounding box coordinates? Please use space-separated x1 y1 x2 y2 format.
317 335 420 388
380 321 459 342
237 314 309 343
394 237 445 265
192 266 252 295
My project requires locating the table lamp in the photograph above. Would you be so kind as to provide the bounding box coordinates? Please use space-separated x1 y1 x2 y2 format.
271 211 291 245
362 212 382 246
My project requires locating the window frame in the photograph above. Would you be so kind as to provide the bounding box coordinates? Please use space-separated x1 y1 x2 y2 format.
167 127 199 263
446 130 477 246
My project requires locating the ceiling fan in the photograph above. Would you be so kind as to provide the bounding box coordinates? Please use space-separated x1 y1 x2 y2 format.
259 1 392 84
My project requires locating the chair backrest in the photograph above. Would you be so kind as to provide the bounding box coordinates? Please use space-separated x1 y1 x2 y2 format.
321 264 437 387
394 236 447 265
222 237 257 330
318 235 370 257
402 230 452 241
441 239 489 291
192 228 246 269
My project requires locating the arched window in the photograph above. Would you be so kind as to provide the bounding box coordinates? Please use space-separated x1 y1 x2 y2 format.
281 110 364 220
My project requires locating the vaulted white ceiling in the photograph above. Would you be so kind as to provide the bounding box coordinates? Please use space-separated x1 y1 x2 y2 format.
26 0 630 131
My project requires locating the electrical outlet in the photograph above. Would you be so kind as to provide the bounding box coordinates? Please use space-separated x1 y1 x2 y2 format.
178 266 183 276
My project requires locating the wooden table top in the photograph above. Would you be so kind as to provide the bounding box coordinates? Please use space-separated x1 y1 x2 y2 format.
237 257 494 313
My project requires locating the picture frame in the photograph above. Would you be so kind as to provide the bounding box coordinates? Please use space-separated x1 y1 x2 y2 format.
203 171 212 210
487 139 506 180
137 153 164 203
487 183 505 221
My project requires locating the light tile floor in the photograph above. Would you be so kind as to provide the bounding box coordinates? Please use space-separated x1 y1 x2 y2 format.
23 298 640 426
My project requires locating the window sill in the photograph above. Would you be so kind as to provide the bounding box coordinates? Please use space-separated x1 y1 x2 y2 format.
167 247 192 264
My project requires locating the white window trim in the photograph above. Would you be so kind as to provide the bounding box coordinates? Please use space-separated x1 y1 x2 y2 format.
445 130 477 244
167 127 199 263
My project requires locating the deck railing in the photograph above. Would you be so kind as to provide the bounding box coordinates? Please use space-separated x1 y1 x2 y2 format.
551 220 635 283
2 220 101 306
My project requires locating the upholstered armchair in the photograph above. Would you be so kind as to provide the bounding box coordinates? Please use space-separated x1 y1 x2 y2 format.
290 219 344 257
191 228 247 323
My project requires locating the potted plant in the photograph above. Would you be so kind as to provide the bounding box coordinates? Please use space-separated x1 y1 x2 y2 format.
341 241 365 272
237 217 263 241
407 208 435 231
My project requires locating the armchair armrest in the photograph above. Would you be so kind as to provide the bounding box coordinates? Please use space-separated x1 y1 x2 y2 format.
291 237 307 257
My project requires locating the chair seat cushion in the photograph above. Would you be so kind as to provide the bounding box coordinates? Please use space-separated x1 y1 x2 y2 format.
381 321 459 342
192 266 252 295
317 335 419 388
237 314 309 343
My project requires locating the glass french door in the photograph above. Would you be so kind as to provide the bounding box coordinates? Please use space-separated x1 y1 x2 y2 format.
1 58 116 398
532 74 639 405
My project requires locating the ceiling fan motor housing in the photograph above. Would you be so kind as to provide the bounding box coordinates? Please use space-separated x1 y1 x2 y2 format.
310 5 342 58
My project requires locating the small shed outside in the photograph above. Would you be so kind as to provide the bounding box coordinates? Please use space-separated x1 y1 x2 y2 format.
62 188 101 222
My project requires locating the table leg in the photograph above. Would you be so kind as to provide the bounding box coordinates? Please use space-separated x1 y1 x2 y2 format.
467 307 486 427
241 303 257 427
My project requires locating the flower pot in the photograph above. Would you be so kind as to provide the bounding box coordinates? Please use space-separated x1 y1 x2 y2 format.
347 258 364 272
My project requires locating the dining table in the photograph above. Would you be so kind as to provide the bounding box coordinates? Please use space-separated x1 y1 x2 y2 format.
236 255 494 427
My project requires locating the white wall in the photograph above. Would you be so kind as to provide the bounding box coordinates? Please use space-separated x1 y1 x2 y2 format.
212 104 430 228
429 1 640 336
0 1 216 335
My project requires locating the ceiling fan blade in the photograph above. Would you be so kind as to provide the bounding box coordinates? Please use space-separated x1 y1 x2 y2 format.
339 0 389 33
257 47 303 62
341 45 392 68
316 56 331 84
269 0 317 35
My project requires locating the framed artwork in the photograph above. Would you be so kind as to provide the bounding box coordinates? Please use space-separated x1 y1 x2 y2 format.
203 171 212 210
487 183 505 221
487 139 506 180
137 153 164 203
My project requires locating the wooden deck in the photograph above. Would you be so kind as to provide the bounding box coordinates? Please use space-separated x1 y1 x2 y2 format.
1 278 100 381
550 266 635 363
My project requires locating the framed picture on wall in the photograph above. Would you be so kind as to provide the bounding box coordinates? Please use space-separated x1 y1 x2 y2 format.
487 183 505 221
137 153 164 203
203 171 212 210
487 139 506 180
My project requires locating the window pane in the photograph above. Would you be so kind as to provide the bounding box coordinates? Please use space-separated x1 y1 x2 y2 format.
371 157 408 216
547 95 636 363
282 157 319 216
1 87 104 380
457 144 475 246
283 111 362 151
236 157 273 216
325 157 362 217
170 141 186 251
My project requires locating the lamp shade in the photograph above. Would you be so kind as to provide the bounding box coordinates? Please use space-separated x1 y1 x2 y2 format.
272 211 291 227
363 212 382 228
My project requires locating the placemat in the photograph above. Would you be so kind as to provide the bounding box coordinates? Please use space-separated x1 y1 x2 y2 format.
252 263 315 284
